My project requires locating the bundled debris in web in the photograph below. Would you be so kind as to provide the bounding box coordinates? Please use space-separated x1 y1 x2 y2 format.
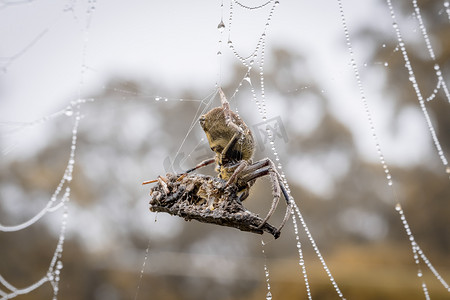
147 173 281 239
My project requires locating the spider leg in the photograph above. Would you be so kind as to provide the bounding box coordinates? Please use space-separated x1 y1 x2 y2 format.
238 158 292 231
241 159 290 205
219 131 241 164
217 88 245 165
238 160 272 180
182 157 215 174
238 188 250 202
257 166 281 229
225 160 249 186
218 88 241 133
276 181 293 232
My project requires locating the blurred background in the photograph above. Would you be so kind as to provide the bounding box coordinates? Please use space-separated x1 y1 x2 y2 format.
1 0 449 299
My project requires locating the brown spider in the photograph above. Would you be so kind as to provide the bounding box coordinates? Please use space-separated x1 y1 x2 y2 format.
182 88 292 231
144 88 292 237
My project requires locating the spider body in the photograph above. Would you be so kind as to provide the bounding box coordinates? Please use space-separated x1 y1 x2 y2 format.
199 102 255 195
200 107 255 163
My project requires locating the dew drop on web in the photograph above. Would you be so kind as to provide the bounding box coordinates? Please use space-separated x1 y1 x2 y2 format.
65 106 73 116
217 20 225 33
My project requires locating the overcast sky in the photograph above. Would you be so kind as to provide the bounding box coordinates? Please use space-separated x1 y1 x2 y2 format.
0 0 435 167
0 0 383 116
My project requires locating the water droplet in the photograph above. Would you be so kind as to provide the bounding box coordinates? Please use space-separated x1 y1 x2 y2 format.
274 0 280 5
266 291 272 300
384 62 389 67
395 203 402 211
217 20 225 32
417 271 423 277
217 51 222 56
65 107 73 116
388 180 393 186
445 166 450 174
57 261 63 269
155 97 160 101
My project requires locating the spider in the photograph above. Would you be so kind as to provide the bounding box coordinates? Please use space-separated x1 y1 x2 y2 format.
181 88 292 232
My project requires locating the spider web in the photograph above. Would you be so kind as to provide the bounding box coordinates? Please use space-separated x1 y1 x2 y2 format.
337 0 449 297
1 0 449 299
0 0 95 298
